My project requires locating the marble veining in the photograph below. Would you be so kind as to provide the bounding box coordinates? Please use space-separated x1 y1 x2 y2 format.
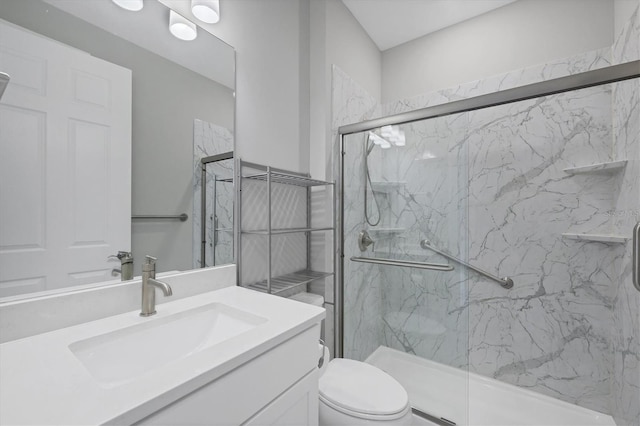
334 2 639 420
610 3 640 425
332 66 382 361
192 119 234 268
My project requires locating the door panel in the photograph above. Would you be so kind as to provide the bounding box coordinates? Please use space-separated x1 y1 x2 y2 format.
0 19 132 296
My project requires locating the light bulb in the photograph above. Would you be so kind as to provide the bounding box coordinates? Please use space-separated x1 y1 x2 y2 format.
191 0 220 23
112 0 143 11
380 125 394 139
170 10 198 41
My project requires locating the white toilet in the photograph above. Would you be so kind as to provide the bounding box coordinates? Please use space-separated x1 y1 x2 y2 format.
318 354 413 425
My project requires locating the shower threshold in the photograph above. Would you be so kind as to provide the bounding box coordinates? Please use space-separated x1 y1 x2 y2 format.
364 346 615 426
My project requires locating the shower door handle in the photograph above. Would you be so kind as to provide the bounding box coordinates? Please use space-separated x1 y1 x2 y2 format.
633 222 640 292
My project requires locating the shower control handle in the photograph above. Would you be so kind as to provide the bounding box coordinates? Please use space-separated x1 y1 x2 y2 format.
358 230 375 252
633 222 640 292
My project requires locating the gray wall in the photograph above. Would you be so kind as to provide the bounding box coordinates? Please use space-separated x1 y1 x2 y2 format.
0 1 234 273
309 0 382 180
381 0 615 103
194 0 311 174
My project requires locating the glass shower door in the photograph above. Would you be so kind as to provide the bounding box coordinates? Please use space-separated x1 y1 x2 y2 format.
340 64 639 424
341 111 472 424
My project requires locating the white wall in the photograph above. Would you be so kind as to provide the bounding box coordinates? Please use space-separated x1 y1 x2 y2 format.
382 0 615 103
325 0 382 103
309 0 381 180
199 0 311 174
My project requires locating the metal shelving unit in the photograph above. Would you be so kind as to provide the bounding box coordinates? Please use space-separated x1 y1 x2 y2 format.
236 159 335 297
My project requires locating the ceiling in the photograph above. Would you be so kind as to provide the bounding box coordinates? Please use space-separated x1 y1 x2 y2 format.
341 0 518 51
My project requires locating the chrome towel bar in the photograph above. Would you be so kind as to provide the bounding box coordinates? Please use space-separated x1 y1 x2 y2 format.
420 240 514 289
350 256 454 271
633 222 640 292
132 213 188 222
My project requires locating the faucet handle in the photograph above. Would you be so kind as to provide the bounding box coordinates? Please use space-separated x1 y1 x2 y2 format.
143 255 157 273
109 251 133 261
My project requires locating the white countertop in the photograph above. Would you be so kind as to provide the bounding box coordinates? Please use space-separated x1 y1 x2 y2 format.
0 286 325 425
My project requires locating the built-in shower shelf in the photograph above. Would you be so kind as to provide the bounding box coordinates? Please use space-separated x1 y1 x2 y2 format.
371 181 406 193
562 233 628 244
245 270 334 295
563 160 627 175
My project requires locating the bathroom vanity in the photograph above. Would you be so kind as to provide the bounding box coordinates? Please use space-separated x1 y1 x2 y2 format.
0 274 324 425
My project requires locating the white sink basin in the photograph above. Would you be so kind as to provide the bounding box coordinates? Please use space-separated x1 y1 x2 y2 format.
69 302 267 387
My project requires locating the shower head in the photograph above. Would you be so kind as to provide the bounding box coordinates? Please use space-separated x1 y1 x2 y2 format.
366 133 376 156
0 73 10 101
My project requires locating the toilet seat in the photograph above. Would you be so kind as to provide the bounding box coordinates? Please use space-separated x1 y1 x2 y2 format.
319 359 410 421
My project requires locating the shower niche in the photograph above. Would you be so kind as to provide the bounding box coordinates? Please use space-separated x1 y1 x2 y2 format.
561 159 630 244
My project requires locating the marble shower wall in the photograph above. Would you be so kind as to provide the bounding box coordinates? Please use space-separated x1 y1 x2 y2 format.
373 113 472 369
611 3 640 425
376 79 621 414
463 85 619 414
332 66 383 361
335 3 639 420
192 119 234 268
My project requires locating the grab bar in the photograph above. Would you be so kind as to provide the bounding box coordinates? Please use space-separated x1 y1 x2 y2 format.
350 256 454 271
633 222 640 292
132 213 188 222
420 240 514 289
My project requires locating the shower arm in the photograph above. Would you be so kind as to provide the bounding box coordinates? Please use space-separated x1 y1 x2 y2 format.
420 239 514 289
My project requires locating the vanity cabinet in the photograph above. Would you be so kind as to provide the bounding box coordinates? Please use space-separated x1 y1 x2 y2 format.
0 284 324 426
136 324 320 426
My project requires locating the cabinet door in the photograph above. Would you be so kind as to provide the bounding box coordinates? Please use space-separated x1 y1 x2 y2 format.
135 325 320 425
244 370 319 426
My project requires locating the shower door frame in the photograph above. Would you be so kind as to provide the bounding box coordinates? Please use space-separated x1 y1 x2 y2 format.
335 59 640 357
200 151 234 268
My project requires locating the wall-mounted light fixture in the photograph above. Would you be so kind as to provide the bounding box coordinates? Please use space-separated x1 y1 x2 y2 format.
380 125 405 146
369 132 391 149
191 0 220 24
111 0 143 11
169 10 198 41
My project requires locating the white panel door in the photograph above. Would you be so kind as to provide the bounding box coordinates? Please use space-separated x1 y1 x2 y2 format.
0 20 132 297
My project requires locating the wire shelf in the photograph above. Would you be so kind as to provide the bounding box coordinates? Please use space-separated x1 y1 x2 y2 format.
242 171 334 187
245 270 334 295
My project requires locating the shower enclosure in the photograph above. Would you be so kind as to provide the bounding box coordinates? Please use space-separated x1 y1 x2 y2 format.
336 61 640 425
199 152 234 267
192 119 235 269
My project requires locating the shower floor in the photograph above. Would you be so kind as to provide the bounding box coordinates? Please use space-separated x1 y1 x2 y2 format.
365 346 615 426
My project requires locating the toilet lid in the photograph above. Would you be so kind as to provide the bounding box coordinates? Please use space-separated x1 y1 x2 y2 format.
319 359 409 416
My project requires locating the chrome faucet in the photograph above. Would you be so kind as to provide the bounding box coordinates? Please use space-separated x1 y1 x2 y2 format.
109 251 134 281
140 256 173 317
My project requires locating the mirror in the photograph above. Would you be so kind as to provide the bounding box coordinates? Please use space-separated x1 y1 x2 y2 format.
0 0 235 299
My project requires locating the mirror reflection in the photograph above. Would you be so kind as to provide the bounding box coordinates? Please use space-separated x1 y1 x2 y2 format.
0 0 235 299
